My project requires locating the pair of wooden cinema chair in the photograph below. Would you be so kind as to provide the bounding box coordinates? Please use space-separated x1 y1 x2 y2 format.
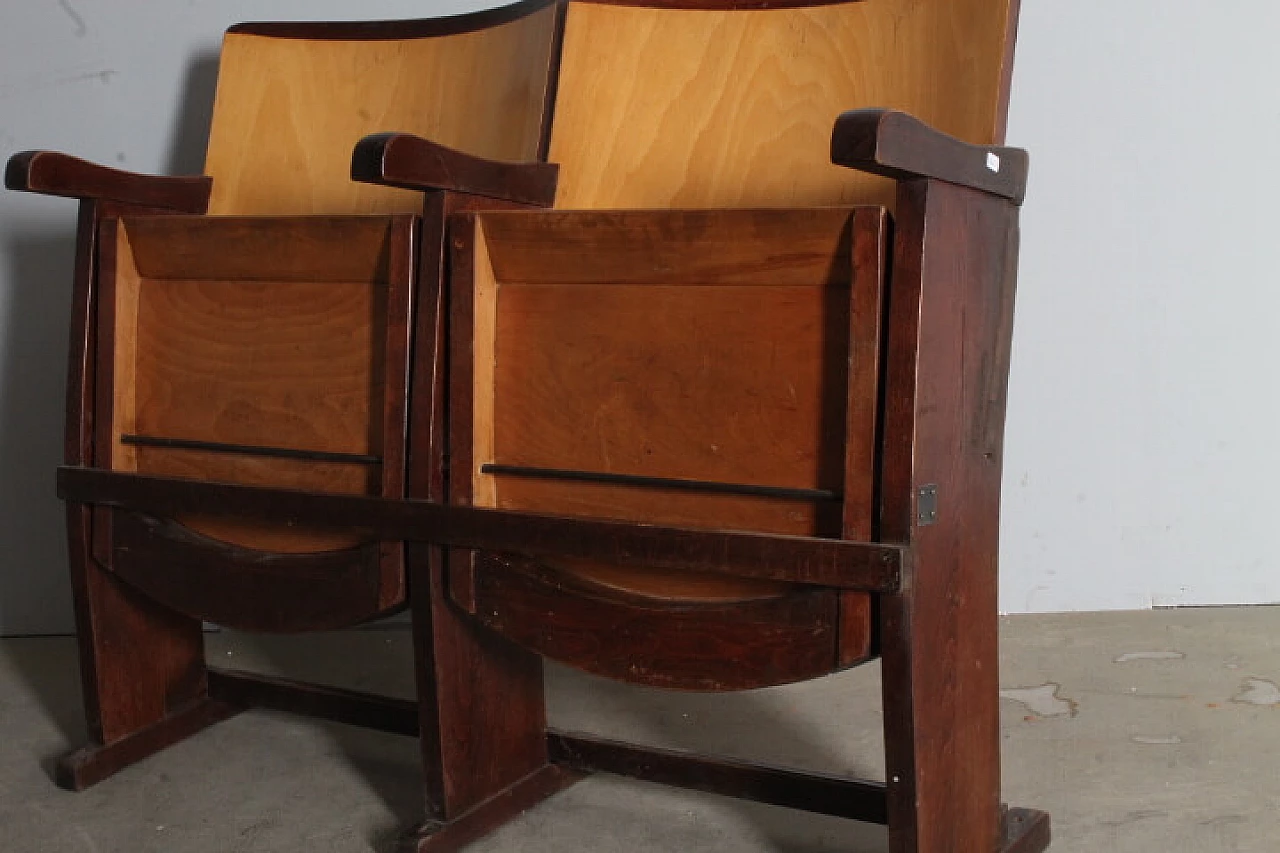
6 0 1048 850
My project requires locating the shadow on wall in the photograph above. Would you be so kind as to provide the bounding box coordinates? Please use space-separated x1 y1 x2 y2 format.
166 51 220 177
0 50 220 643
0 231 77 639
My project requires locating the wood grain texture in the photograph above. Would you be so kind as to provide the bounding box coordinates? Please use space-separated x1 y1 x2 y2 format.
69 202 209 750
204 8 558 216
464 208 878 604
472 553 840 690
96 215 413 552
549 0 1017 210
409 191 557 824
877 178 1021 853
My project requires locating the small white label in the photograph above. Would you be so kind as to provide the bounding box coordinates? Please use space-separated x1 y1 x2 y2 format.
986 152 1001 173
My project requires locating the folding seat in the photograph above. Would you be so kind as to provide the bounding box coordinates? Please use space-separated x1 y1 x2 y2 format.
10 1 1048 850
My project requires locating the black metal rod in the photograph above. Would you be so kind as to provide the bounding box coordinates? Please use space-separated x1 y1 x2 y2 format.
480 464 839 502
119 434 380 465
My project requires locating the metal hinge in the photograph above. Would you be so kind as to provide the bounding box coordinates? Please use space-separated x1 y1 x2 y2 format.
916 484 938 526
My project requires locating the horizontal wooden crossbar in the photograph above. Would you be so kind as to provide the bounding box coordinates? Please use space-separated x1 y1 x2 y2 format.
192 674 891 825
207 669 419 736
547 731 889 825
58 467 903 591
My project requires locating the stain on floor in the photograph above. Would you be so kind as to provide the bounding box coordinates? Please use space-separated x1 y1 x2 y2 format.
999 682 1078 718
1113 651 1185 663
1232 677 1280 706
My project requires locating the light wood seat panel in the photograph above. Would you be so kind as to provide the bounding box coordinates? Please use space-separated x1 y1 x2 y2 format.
462 207 877 602
100 216 413 552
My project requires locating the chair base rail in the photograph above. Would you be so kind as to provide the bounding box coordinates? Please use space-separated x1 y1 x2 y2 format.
56 696 241 791
54 670 1048 852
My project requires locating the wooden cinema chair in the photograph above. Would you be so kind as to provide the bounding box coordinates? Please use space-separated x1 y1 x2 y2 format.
3 0 562 812
8 1 1049 852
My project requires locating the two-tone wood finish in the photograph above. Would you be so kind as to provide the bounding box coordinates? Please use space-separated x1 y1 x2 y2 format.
3 0 566 821
46 192 215 792
446 204 887 683
8 1 1050 851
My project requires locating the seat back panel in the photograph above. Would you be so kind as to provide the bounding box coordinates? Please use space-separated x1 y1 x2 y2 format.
548 0 1016 209
203 7 559 216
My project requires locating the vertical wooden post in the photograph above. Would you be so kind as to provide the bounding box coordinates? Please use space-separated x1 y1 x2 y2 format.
878 179 1021 853
59 199 209 790
405 193 562 849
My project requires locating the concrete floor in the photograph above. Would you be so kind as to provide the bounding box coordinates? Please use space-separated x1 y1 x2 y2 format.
1 607 1278 852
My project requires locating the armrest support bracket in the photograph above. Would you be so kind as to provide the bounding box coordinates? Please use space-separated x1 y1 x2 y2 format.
352 133 558 207
5 151 212 212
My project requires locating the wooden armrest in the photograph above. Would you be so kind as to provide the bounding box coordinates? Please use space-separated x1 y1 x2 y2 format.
5 151 212 212
831 110 1028 204
351 133 558 207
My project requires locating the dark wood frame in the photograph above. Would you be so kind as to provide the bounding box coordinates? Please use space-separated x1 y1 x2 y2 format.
6 0 1045 847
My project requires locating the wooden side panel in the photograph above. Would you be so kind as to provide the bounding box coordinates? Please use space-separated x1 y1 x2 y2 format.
204 7 559 216
549 0 1016 209
837 206 887 665
65 200 207 750
416 195 551 821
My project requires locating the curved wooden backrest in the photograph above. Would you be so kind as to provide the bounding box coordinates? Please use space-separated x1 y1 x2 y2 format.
203 3 560 216
548 0 1018 209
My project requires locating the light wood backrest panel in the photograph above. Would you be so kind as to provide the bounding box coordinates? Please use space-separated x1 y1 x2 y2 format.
549 0 1017 209
204 7 559 215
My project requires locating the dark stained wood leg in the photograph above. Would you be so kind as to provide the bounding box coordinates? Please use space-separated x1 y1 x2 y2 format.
56 695 238 791
877 179 1026 853
1000 808 1051 853
59 198 211 790
63 523 208 778
403 192 559 848
400 764 583 853
409 544 552 821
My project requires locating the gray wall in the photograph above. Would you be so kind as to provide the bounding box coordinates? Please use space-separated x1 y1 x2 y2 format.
1 1 1274 634
1001 2 1280 611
